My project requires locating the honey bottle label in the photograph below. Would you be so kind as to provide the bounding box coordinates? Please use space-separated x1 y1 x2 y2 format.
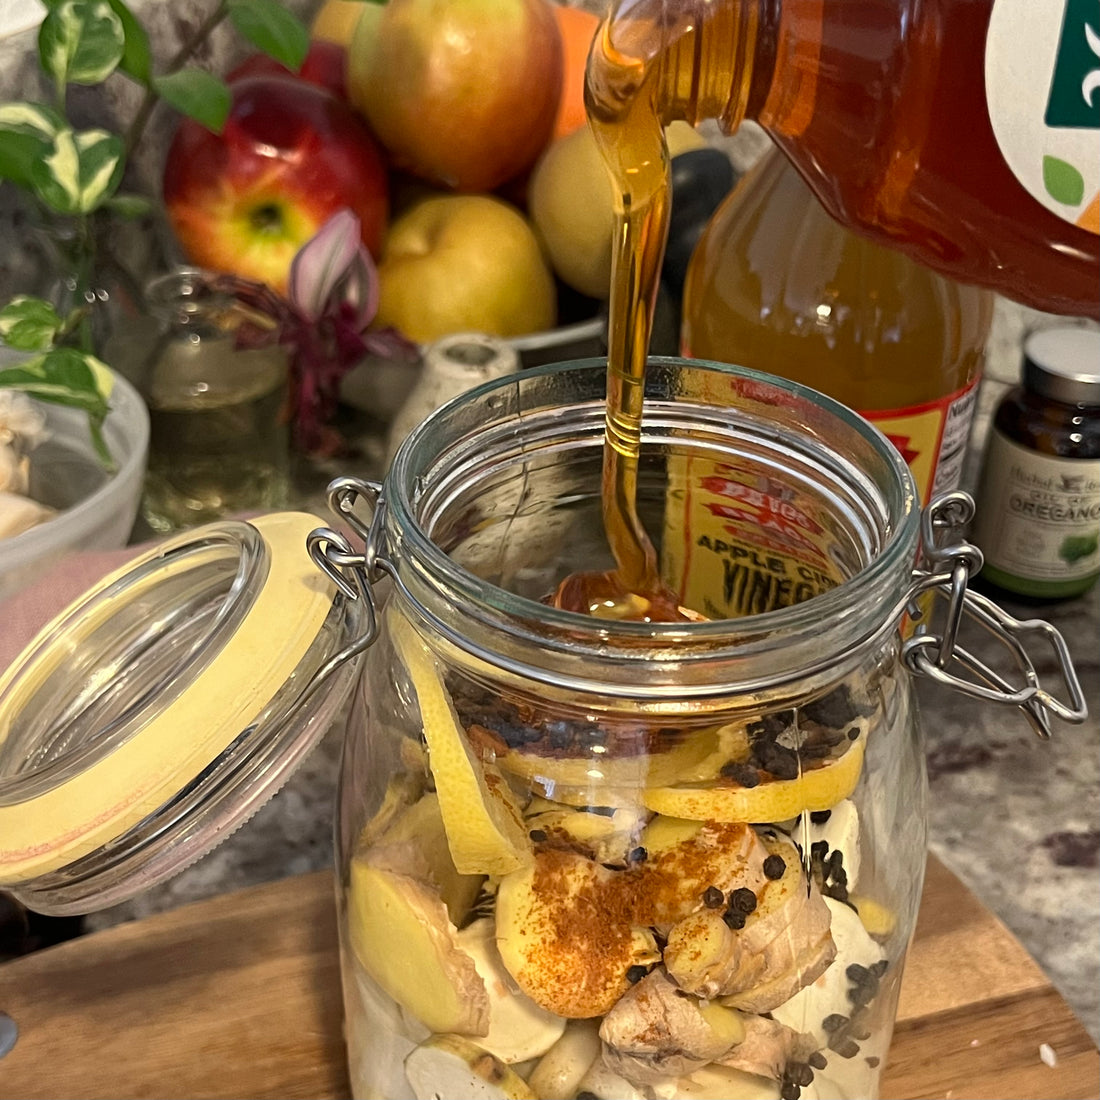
985 0 1100 234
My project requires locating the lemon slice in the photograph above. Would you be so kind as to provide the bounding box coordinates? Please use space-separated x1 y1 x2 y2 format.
391 612 531 876
498 723 719 793
641 732 866 822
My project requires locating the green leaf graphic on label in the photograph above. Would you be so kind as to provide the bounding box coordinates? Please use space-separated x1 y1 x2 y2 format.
1059 532 1099 563
1044 155 1086 205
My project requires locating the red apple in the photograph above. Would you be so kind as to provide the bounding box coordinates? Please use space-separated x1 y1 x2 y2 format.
227 39 348 100
163 76 389 297
345 0 563 192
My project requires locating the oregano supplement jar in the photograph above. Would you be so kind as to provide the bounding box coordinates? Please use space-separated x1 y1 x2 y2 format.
972 324 1100 600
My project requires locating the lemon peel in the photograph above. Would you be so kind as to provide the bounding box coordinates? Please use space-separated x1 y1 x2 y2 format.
850 893 898 939
497 724 719 793
391 612 531 876
641 733 866 822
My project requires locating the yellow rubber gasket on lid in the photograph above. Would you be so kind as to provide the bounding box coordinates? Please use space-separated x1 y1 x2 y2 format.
0 512 335 882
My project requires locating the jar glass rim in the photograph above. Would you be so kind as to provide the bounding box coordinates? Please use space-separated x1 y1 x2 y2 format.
386 357 920 679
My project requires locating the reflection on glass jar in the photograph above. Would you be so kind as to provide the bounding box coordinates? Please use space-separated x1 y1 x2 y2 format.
334 359 929 1100
138 268 290 533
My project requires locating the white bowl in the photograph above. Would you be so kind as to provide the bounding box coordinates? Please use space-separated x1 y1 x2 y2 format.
0 365 150 602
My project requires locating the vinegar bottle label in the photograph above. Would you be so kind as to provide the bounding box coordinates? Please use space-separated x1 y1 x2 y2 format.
659 377 981 618
859 378 981 506
986 0 1100 234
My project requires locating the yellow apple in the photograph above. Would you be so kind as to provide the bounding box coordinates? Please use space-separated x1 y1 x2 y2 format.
528 121 707 300
375 194 557 343
345 0 562 192
310 0 365 46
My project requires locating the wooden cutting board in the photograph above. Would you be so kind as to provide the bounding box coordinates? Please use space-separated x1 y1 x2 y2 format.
0 853 1096 1100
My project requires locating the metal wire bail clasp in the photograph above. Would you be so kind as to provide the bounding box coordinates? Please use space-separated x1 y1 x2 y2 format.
306 477 391 668
902 491 1089 739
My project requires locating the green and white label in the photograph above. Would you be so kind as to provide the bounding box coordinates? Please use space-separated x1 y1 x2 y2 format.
973 431 1100 586
985 0 1100 232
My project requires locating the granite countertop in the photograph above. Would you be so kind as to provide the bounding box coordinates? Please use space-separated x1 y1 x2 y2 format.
72 351 1100 1051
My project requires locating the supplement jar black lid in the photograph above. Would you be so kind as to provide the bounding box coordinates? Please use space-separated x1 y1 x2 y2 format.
1022 324 1100 406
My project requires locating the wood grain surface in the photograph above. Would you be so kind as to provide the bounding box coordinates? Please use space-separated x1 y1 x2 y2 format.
0 853 1096 1100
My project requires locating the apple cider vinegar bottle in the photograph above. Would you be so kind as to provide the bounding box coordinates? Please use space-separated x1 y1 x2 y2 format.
682 146 996 507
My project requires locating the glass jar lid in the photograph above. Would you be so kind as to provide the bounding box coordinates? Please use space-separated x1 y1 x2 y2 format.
0 512 362 915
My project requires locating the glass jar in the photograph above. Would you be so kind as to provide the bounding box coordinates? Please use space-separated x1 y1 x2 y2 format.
135 268 292 534
0 360 1085 1100
323 359 1083 1100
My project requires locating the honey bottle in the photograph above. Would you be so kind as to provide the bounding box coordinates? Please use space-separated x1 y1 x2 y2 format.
682 145 995 504
586 0 1100 319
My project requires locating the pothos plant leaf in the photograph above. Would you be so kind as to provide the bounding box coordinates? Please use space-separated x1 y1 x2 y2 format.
0 346 114 469
106 0 152 85
0 298 66 352
103 191 155 218
0 102 68 189
153 69 232 134
29 125 125 215
38 0 126 96
227 0 310 72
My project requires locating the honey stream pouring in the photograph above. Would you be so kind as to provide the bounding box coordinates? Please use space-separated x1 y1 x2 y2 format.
552 0 1100 621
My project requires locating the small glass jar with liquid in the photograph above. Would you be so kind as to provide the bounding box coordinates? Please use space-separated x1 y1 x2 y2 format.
137 267 291 533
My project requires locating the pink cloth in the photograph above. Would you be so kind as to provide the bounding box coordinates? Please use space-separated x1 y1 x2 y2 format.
0 510 342 672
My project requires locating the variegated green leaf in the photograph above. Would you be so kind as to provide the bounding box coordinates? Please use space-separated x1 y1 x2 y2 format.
0 101 68 140
106 0 152 84
154 69 232 133
30 126 125 214
228 0 309 71
0 297 65 352
0 346 114 466
0 134 48 190
38 0 125 91
0 102 68 185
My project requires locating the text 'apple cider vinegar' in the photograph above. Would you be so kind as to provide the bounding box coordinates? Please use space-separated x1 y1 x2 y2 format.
573 0 1100 621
